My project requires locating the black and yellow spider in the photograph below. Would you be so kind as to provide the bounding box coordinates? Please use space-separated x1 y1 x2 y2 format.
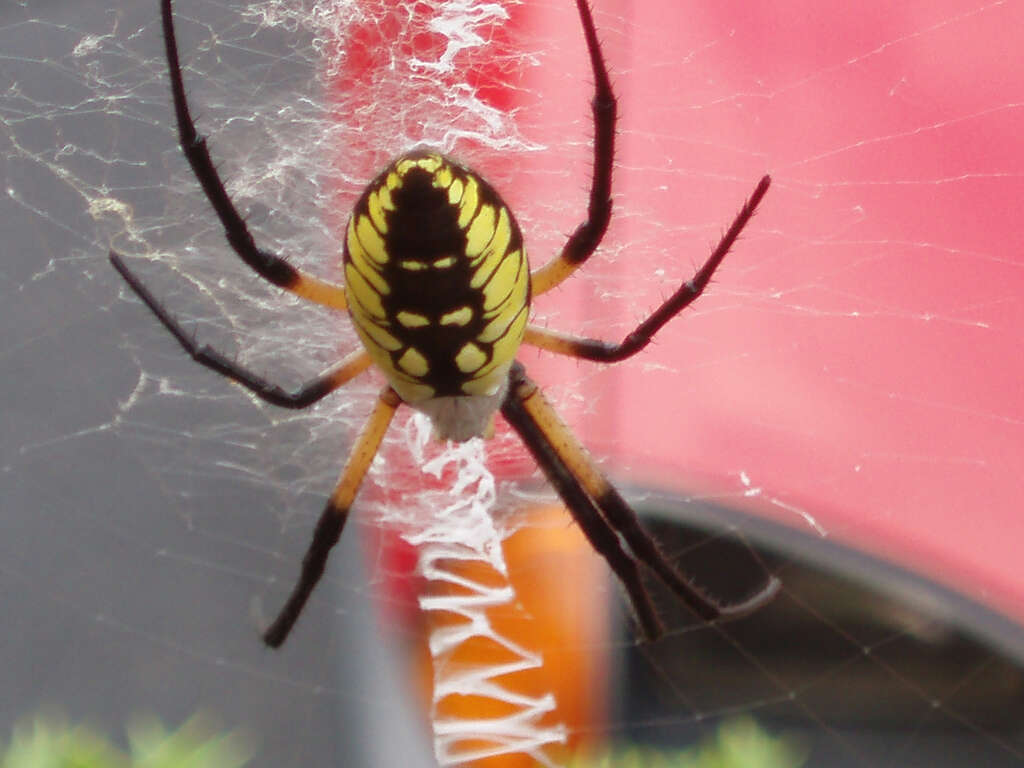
110 0 776 648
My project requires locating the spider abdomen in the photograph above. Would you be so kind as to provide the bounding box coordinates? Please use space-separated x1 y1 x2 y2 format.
343 150 531 436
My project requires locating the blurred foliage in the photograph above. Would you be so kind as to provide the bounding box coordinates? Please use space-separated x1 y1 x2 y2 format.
3 712 802 768
0 714 253 768
569 717 808 768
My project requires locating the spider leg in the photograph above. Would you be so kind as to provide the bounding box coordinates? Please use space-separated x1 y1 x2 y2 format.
160 0 348 311
525 175 771 363
502 364 664 639
111 251 371 408
503 363 778 634
570 483 779 621
531 0 615 297
529 0 771 305
263 387 401 647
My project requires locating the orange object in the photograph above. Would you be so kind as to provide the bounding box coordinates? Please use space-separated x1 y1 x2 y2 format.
410 502 611 766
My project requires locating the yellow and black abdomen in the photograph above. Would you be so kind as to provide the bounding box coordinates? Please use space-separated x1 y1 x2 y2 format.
343 151 530 411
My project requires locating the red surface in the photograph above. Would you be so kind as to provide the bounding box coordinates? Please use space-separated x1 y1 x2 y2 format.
331 1 1024 627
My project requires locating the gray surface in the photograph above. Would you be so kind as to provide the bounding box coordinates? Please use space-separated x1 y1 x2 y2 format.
0 1 434 765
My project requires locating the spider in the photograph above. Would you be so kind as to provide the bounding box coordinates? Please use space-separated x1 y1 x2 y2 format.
110 0 777 648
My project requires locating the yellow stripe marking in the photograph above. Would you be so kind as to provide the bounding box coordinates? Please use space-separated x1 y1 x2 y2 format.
440 306 473 326
355 214 388 265
507 254 530 310
432 256 456 269
433 165 454 189
478 316 507 343
480 251 521 311
455 342 487 373
345 263 386 318
471 207 512 266
397 310 430 328
345 221 361 265
363 322 402 353
416 155 443 173
400 260 430 271
469 241 506 290
397 347 429 377
351 252 389 296
448 178 464 206
368 191 389 233
488 304 528 365
457 177 480 228
470 315 527 384
465 204 496 257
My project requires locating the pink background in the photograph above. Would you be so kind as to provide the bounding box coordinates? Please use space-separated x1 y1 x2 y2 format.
329 0 1024 630
510 0 1024 624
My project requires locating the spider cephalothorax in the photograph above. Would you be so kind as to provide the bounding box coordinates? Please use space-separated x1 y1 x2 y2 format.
111 0 777 648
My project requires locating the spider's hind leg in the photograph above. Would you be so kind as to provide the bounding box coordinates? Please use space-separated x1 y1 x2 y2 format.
589 484 780 621
501 363 778 638
263 386 401 647
502 364 664 639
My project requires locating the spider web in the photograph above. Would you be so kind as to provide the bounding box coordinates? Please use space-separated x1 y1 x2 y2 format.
3 0 1024 767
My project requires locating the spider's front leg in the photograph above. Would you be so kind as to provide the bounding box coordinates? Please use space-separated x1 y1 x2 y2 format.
524 175 771 363
159 0 348 311
530 0 617 297
526 0 771 362
109 252 371 409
